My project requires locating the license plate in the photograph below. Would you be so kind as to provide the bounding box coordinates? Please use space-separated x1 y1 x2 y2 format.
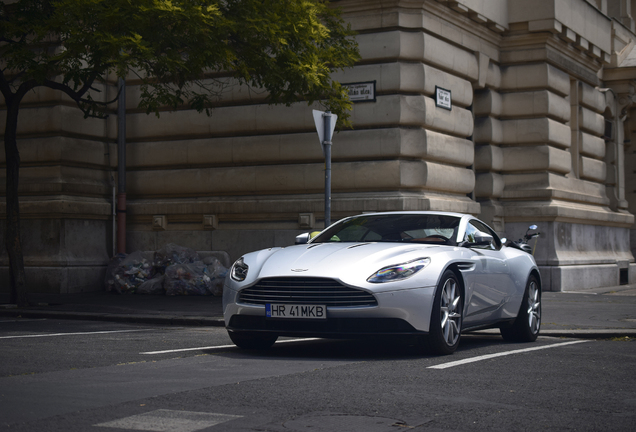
266 304 326 319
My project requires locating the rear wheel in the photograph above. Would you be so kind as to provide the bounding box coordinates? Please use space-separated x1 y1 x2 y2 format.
424 270 463 355
228 331 278 349
500 275 541 342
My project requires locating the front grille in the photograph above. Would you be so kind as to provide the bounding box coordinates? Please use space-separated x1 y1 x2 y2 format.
238 277 377 307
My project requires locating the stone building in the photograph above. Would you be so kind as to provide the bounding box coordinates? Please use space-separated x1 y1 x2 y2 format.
1 0 636 293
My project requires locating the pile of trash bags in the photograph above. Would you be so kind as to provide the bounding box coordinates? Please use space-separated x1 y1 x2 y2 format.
105 243 228 296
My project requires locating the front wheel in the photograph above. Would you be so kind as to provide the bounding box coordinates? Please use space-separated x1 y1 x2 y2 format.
228 331 278 350
500 275 541 342
423 270 463 355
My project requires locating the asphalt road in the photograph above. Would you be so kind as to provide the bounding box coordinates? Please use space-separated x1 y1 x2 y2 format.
1 318 634 431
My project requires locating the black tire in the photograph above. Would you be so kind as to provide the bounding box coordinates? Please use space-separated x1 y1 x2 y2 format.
228 331 278 350
500 275 541 342
423 269 463 355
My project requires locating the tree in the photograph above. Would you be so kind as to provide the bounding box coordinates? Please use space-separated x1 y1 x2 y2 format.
0 0 359 305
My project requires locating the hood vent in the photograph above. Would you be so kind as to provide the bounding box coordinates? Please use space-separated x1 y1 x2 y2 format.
346 243 373 249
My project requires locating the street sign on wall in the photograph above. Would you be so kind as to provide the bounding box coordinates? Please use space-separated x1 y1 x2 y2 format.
435 86 452 110
342 81 376 103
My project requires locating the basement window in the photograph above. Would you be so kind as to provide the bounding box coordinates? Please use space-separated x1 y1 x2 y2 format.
620 268 628 285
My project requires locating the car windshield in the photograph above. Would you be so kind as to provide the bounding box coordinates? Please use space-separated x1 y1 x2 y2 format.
312 214 461 245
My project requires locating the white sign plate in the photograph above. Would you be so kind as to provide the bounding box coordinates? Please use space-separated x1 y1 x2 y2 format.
313 109 337 147
435 86 452 110
344 81 376 102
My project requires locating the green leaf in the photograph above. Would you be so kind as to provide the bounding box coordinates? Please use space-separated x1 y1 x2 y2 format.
1 0 359 124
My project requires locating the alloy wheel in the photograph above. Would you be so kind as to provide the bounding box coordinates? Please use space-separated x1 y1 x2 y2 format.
440 277 461 346
527 280 541 334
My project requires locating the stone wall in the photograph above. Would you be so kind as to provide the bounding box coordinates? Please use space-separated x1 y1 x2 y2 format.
0 84 116 293
2 0 635 293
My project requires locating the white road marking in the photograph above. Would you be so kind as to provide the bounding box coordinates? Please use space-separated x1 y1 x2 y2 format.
140 337 320 355
0 318 48 323
95 409 242 432
428 340 590 369
0 329 151 340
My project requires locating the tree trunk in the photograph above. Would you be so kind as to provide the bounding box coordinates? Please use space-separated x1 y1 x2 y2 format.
4 96 27 307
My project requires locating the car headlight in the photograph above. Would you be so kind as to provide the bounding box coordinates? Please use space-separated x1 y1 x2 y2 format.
230 257 249 282
367 258 431 283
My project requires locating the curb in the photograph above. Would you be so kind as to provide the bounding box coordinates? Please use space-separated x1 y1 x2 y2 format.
539 329 636 339
3 309 635 338
470 328 636 339
0 309 225 327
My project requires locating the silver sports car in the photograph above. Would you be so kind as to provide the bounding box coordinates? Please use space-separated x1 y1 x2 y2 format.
223 211 541 355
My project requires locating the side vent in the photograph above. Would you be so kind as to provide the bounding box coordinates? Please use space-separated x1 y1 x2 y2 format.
456 262 476 272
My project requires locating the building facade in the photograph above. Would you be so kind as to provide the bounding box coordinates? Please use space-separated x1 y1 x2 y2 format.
2 0 636 293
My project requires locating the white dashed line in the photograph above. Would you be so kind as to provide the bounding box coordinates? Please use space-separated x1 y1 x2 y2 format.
0 318 48 323
428 340 590 369
140 337 320 355
0 329 152 340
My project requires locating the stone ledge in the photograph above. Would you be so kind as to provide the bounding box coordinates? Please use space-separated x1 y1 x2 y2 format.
539 263 626 292
121 94 475 141
0 198 112 218
125 127 474 169
502 173 610 206
473 89 570 121
355 30 479 80
124 192 481 218
508 0 612 53
502 200 634 227
125 159 475 197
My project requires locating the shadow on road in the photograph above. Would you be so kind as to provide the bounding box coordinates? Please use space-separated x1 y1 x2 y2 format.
207 333 511 361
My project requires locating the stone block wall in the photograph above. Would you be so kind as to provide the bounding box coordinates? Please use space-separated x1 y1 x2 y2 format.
496 0 635 289
1 84 116 293
123 0 488 257
2 0 635 293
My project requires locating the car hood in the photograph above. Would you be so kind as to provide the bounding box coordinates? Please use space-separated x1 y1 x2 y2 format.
242 242 452 290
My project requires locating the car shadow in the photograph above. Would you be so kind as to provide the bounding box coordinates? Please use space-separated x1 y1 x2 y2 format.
207 332 511 361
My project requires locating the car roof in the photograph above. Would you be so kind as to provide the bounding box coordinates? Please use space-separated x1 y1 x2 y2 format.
347 211 472 219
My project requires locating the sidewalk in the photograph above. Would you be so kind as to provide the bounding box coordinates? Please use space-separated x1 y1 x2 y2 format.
0 291 225 327
1 284 636 339
539 284 636 338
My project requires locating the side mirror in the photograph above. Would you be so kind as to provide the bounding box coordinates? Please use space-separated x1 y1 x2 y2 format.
459 232 494 248
472 232 494 247
295 233 310 245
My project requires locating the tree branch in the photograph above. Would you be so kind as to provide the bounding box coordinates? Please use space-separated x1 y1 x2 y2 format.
42 77 123 119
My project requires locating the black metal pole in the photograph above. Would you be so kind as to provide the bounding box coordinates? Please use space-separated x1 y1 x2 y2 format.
323 112 332 228
116 77 127 254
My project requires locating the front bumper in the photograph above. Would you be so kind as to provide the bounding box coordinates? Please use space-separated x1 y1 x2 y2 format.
223 285 436 337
